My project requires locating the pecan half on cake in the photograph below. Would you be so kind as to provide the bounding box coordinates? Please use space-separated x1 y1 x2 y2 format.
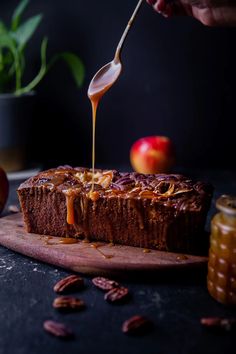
17 166 213 254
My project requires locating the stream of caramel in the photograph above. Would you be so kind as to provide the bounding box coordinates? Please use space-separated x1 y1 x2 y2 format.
88 58 121 192
91 100 98 191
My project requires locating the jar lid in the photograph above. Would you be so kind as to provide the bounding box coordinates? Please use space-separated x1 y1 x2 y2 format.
216 195 236 216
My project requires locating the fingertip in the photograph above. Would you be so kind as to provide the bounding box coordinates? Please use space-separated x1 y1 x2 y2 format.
157 2 175 18
146 0 157 5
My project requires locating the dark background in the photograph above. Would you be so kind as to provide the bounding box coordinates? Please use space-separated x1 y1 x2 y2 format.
1 0 236 170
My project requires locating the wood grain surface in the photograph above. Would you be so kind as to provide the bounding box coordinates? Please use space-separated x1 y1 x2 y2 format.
0 213 208 276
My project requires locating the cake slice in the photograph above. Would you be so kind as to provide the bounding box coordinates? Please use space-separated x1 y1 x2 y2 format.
17 166 213 254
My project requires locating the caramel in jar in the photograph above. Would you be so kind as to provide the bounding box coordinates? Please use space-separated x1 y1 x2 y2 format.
207 195 236 305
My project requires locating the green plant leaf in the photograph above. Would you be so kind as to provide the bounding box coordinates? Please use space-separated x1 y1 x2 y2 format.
0 33 22 91
0 51 14 74
3 51 14 66
0 24 7 72
11 0 30 31
8 51 24 77
54 52 85 88
11 14 43 50
15 37 48 95
0 34 17 76
0 33 16 52
0 20 7 35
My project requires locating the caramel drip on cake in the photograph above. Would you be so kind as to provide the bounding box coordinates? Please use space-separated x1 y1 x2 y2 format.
66 195 75 225
81 195 89 240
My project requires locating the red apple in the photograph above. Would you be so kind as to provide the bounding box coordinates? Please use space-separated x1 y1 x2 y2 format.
0 166 9 214
130 136 175 174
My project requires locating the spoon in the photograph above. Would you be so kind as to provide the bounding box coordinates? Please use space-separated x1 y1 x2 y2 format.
88 0 144 101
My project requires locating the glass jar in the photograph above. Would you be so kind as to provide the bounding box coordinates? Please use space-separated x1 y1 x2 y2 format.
207 195 236 305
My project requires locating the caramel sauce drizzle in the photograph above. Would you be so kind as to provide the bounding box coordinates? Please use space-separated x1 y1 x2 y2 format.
89 190 100 202
90 243 114 259
88 46 122 193
91 100 98 192
66 195 75 225
143 248 151 254
44 236 79 245
41 235 154 259
59 238 79 244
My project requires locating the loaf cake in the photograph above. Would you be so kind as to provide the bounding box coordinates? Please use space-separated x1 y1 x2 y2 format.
17 166 213 254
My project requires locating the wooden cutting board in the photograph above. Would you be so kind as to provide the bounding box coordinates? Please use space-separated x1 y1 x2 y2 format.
0 213 208 276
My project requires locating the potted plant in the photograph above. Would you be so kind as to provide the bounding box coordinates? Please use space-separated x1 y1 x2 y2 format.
0 0 85 172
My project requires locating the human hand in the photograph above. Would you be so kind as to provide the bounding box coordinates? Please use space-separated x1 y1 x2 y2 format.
146 0 236 27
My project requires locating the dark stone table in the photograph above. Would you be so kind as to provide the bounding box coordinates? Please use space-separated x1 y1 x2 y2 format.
0 169 236 354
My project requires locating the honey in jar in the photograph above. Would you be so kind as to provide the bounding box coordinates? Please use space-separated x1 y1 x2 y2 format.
207 195 236 305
